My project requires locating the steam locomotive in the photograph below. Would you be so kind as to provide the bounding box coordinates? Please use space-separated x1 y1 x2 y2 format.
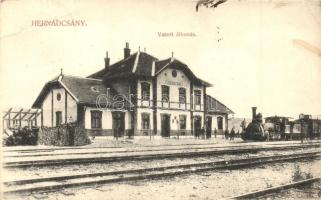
241 107 321 141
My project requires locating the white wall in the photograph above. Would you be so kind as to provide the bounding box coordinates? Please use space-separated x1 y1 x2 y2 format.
85 107 112 129
125 111 131 130
157 110 191 131
211 114 226 131
42 91 52 126
41 87 77 127
84 107 131 130
156 68 191 104
67 93 77 123
156 68 205 111
137 108 153 130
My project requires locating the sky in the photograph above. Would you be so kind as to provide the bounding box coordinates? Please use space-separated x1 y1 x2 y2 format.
0 0 321 119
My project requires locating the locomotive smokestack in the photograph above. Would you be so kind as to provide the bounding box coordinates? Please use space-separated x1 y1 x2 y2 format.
252 107 257 122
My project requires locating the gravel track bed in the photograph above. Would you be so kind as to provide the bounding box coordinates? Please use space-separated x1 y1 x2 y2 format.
3 148 318 182
257 180 321 199
4 156 321 200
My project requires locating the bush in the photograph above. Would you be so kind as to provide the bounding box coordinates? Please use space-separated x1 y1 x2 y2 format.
292 165 313 182
3 127 39 146
38 123 91 146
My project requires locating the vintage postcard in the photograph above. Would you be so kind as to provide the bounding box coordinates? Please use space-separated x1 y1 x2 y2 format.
1 0 321 199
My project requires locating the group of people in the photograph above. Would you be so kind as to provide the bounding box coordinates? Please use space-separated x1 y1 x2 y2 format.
224 127 239 141
194 126 211 139
194 126 239 141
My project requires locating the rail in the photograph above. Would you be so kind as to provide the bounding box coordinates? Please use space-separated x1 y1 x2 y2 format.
3 151 320 195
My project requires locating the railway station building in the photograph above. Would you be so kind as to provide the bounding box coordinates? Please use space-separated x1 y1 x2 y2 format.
32 43 233 137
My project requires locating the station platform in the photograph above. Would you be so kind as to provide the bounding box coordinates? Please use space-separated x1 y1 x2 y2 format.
2 136 320 152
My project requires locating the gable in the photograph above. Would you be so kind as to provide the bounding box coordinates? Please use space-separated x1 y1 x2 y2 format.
157 67 191 89
155 58 212 87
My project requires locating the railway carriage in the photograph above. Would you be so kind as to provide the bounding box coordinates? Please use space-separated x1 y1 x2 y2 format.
242 108 320 142
291 114 321 140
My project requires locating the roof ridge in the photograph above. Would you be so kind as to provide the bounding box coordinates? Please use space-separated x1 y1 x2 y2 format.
155 58 171 64
155 59 173 75
107 51 159 69
57 79 79 102
62 74 103 81
140 51 159 60
110 52 137 68
132 51 140 73
86 53 138 78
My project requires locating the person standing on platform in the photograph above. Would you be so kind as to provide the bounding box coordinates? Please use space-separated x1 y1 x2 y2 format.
230 127 235 141
201 126 205 139
224 129 229 140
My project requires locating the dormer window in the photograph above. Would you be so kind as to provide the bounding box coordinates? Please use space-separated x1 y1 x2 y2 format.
91 86 99 93
141 82 150 100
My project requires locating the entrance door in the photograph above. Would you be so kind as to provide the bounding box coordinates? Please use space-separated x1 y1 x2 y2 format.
112 112 125 138
55 111 62 127
217 116 223 135
217 117 223 130
161 114 171 137
206 116 212 138
194 116 202 137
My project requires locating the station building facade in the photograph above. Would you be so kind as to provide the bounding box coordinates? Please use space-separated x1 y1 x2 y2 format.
32 43 233 137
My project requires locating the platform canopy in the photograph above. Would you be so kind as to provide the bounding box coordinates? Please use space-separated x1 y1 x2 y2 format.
2 108 41 129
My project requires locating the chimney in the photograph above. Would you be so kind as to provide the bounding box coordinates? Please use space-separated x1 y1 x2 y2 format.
124 42 130 59
104 51 110 70
252 107 257 122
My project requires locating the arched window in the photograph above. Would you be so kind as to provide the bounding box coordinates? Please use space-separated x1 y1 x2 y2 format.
161 85 170 102
141 82 150 101
179 88 186 103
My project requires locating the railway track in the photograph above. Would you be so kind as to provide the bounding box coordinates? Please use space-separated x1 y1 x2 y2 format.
3 144 262 158
230 177 321 199
3 143 321 158
3 151 320 195
3 143 320 168
4 141 320 154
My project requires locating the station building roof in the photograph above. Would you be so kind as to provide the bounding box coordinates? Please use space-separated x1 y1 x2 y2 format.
32 75 132 108
206 95 234 115
88 51 212 87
